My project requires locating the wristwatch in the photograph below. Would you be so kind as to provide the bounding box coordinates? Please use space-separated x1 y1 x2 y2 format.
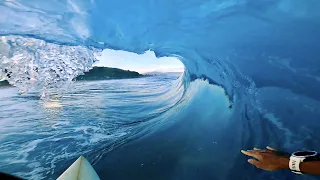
289 151 319 174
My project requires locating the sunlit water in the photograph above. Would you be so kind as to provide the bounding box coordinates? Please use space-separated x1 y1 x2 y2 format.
0 75 186 179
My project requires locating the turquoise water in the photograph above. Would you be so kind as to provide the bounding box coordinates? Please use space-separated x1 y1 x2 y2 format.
1 0 320 179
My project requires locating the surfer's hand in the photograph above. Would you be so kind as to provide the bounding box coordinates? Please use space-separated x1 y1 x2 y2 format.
241 146 289 171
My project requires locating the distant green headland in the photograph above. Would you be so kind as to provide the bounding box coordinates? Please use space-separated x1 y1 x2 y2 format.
76 67 143 81
0 67 144 86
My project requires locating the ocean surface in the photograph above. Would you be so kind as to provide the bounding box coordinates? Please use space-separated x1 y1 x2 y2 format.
0 75 184 179
1 0 320 180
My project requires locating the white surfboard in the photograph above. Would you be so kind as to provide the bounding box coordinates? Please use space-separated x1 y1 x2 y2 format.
57 156 100 180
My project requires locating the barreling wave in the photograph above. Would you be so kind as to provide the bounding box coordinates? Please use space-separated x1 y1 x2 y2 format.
1 0 320 180
3 0 318 101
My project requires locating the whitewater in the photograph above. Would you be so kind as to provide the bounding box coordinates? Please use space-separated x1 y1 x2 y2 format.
1 0 320 179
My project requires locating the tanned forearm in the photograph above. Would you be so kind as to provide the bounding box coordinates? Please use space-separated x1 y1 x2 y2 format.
279 157 320 175
242 147 320 176
300 161 320 175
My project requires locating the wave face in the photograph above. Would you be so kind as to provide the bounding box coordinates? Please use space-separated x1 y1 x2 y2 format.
1 0 320 179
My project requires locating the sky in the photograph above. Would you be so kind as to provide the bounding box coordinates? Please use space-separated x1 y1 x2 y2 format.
94 49 184 74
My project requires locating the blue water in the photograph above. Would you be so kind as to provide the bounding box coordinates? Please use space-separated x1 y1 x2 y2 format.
1 0 320 179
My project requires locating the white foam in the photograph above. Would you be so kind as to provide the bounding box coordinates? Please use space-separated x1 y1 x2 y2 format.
0 35 99 96
264 113 294 147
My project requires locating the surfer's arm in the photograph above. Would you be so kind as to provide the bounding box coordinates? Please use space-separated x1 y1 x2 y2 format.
299 161 320 175
275 156 320 175
241 147 320 176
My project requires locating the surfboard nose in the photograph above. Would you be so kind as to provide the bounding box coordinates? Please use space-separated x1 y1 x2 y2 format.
57 156 100 180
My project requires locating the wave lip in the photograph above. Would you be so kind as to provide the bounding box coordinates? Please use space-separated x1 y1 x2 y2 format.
0 35 99 96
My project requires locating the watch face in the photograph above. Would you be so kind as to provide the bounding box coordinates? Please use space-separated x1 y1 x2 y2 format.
293 151 317 157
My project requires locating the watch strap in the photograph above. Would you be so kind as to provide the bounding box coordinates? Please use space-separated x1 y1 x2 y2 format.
289 156 305 174
304 153 320 162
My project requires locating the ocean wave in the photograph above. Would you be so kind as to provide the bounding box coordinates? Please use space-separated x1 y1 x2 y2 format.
1 0 320 179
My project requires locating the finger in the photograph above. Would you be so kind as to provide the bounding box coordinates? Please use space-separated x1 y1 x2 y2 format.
266 146 277 151
253 147 261 151
248 159 263 169
241 150 262 160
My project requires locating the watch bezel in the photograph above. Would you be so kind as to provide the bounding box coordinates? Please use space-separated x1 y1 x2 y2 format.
292 151 317 158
